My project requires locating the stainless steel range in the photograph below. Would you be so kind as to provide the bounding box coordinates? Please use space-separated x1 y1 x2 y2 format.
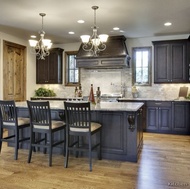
100 93 123 102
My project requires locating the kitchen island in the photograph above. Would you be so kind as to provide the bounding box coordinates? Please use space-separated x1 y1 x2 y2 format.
16 101 144 162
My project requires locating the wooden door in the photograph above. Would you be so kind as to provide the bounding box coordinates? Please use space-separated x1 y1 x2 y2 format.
3 41 26 101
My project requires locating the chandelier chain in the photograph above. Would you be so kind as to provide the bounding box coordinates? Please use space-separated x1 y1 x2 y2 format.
94 7 97 27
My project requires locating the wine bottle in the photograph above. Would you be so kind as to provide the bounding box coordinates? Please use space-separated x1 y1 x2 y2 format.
78 84 82 97
96 87 101 103
74 87 78 97
89 84 96 104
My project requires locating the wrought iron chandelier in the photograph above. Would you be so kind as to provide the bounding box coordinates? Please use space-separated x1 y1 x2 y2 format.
80 6 109 56
29 13 52 60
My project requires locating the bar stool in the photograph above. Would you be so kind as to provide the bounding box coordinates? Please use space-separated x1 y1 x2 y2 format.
27 100 66 166
0 100 30 160
64 101 102 171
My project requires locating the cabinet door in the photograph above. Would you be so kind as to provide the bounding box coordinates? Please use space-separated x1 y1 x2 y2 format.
153 40 188 83
146 106 159 131
36 48 63 84
146 101 172 133
172 102 189 134
171 42 188 82
36 58 49 84
159 107 171 131
154 43 170 83
48 50 63 84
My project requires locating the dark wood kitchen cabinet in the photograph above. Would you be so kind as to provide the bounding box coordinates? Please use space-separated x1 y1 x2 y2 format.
172 101 189 134
36 48 64 84
153 39 189 83
146 101 172 133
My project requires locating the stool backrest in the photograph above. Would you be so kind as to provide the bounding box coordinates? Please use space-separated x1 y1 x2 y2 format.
27 101 51 130
64 102 91 132
0 100 17 126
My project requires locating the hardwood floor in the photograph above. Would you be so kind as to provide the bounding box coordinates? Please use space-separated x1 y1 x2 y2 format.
0 132 189 189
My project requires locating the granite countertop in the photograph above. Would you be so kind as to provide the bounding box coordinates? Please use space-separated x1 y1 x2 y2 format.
31 96 83 100
16 101 144 112
118 97 190 102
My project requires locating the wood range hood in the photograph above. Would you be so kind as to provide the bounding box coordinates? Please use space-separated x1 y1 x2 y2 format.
76 35 131 69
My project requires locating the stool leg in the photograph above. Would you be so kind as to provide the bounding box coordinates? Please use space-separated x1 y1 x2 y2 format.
14 129 19 160
49 135 52 167
89 135 92 172
43 133 47 154
99 130 102 160
63 128 66 156
64 134 69 168
0 128 3 153
28 132 34 163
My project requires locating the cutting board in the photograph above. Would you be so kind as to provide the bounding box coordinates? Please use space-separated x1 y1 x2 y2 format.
178 87 188 97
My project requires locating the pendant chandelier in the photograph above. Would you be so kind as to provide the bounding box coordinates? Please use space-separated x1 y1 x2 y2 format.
80 6 109 56
29 13 52 60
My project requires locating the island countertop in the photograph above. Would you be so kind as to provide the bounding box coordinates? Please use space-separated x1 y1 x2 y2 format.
16 101 144 112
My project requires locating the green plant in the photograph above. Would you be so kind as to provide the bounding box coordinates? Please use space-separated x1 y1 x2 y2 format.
35 87 56 97
186 93 190 99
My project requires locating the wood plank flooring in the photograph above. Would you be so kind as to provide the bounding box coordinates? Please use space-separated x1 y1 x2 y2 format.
0 133 189 189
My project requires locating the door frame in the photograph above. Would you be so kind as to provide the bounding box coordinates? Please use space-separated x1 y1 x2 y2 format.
3 40 27 101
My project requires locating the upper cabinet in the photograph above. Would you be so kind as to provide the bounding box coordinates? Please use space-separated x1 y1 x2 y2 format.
36 48 64 84
153 39 190 83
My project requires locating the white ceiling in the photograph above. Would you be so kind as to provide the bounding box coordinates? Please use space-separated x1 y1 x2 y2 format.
0 0 189 44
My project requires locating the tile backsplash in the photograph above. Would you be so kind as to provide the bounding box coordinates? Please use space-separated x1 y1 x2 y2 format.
39 67 190 100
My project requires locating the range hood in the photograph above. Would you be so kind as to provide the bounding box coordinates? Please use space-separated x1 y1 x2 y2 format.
76 35 131 69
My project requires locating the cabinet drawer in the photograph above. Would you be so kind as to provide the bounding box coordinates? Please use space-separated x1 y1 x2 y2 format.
146 101 171 107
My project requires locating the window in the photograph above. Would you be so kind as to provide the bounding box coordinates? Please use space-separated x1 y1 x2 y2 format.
65 51 80 86
132 47 152 86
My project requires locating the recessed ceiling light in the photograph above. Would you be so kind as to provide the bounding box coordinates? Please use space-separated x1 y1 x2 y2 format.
113 27 120 30
120 30 124 33
77 20 85 23
30 35 36 38
164 22 172 26
68 31 75 34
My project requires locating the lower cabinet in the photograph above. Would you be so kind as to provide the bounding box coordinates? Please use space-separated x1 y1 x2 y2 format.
146 101 172 133
118 99 190 135
172 101 190 134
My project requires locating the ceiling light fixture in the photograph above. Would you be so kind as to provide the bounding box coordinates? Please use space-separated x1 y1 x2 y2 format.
113 27 120 30
164 22 172 26
80 6 109 56
77 20 85 23
29 13 52 60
